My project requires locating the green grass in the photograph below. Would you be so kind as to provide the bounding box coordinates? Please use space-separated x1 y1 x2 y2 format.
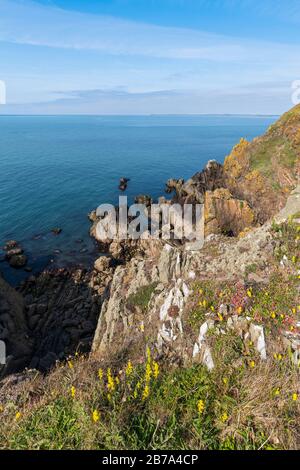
249 136 297 178
127 283 158 310
1 348 299 450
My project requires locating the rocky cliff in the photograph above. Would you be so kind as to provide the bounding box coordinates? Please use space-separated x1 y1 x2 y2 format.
0 105 299 378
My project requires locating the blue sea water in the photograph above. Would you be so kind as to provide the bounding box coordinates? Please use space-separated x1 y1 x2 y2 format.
0 114 277 285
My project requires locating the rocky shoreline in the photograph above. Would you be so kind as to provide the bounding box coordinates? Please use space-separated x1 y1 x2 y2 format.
1 104 299 379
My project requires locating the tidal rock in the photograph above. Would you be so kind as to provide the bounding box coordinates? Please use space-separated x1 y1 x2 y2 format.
4 240 18 250
51 228 62 235
119 177 130 191
8 254 28 268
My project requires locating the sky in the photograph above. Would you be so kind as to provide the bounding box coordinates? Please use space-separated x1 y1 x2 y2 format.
0 0 300 115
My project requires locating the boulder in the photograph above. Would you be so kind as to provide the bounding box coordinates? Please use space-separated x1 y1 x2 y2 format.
94 256 111 273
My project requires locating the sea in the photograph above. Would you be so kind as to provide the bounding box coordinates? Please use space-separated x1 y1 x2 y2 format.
0 114 277 285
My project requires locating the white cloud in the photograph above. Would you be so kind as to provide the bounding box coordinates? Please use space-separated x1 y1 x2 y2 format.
0 0 299 64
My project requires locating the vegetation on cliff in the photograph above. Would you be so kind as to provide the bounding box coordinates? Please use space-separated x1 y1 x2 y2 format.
0 216 299 450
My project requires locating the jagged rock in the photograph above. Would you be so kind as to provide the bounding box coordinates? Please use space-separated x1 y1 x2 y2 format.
165 178 184 194
173 160 224 204
249 324 267 360
193 320 215 370
134 194 152 207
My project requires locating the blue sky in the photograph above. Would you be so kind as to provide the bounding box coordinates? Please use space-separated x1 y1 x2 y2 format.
0 0 300 114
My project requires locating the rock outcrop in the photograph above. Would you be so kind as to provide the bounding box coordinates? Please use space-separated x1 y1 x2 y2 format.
204 188 255 236
224 106 300 222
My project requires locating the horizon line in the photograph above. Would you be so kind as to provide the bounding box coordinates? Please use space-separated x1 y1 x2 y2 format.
0 113 280 117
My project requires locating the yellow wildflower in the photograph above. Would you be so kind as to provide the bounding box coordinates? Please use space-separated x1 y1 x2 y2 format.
223 377 228 385
152 361 160 379
199 289 203 295
92 410 100 423
107 368 115 392
237 306 243 315
197 399 205 415
68 360 73 369
126 360 133 376
202 299 207 308
15 411 21 421
292 255 297 264
221 412 229 423
292 393 298 402
142 384 150 400
274 388 280 397
140 322 145 332
217 313 223 322
70 386 76 398
270 311 276 319
292 307 296 315
145 363 152 382
247 289 252 298
98 368 103 380
133 381 141 399
249 360 255 369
